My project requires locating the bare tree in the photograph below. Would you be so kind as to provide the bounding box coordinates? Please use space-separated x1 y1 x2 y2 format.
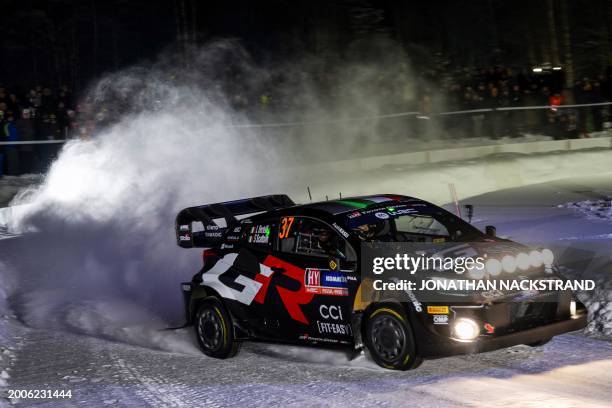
560 0 574 88
546 0 560 65
91 0 98 76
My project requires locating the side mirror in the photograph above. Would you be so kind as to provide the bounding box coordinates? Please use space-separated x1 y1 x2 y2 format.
485 225 496 237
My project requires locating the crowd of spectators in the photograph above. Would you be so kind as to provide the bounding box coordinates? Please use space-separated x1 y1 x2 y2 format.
0 84 79 176
241 63 612 140
2 64 612 176
432 64 612 139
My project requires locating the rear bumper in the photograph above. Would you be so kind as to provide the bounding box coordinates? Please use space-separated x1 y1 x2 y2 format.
420 309 587 358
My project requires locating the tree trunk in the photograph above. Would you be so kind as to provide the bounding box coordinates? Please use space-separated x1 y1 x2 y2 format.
190 0 197 44
560 0 575 88
70 14 78 90
546 0 560 66
91 0 98 76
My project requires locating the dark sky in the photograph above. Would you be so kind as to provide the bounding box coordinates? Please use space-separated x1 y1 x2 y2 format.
1 0 611 91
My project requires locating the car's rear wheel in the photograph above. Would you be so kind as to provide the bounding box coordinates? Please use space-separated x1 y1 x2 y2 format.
195 298 240 359
364 306 422 370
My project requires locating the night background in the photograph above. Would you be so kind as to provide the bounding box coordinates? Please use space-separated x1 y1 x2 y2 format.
2 0 612 91
1 2 612 407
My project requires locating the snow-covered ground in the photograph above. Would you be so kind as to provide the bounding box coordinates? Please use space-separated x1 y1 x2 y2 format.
1 148 612 406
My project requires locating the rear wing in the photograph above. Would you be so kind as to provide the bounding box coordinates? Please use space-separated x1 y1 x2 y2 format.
175 194 295 248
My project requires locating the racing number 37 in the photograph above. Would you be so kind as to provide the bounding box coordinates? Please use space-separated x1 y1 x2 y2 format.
279 216 295 239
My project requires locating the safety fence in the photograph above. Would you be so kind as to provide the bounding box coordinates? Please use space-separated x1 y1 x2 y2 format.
1 101 611 176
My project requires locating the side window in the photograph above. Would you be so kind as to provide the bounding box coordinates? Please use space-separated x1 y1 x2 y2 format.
395 214 449 237
279 217 354 260
242 221 275 248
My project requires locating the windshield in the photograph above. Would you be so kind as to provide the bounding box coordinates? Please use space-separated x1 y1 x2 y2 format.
340 203 484 242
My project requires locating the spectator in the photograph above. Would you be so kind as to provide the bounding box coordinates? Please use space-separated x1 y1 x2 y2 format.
2 111 20 175
16 108 36 173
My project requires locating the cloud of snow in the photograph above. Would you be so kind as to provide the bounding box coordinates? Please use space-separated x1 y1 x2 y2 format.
5 42 281 352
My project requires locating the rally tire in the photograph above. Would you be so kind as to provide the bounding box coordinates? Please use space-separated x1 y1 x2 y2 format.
195 298 241 359
364 306 422 370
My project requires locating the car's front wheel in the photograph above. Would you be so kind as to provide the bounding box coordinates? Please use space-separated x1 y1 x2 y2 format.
364 306 422 370
195 298 240 359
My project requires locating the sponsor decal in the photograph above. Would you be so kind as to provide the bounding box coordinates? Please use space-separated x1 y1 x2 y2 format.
304 269 349 296
226 235 240 241
204 231 223 238
484 323 495 334
388 208 417 216
433 314 449 325
179 234 191 241
427 305 449 314
220 243 234 249
261 256 315 324
375 212 389 220
329 259 338 270
316 321 352 335
332 223 350 238
405 290 423 312
298 335 350 344
319 305 344 320
248 224 270 244
233 226 242 233
348 211 361 219
206 225 220 231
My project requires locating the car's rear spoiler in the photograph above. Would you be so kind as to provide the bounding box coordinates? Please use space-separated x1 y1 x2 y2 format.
175 194 295 248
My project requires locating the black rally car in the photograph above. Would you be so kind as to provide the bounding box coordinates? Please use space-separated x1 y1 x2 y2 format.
176 194 587 370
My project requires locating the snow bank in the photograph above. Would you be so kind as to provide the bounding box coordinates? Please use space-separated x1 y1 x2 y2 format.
561 199 612 222
0 262 18 405
559 199 612 337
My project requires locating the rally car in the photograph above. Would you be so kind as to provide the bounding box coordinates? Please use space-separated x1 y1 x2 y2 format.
176 194 587 370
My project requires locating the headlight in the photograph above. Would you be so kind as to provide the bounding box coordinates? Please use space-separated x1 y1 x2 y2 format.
529 250 543 267
516 252 531 270
501 255 517 273
453 318 480 341
485 258 502 276
467 262 485 279
541 248 554 266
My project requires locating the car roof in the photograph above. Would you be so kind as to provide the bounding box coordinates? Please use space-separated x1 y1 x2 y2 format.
299 194 428 215
248 194 428 220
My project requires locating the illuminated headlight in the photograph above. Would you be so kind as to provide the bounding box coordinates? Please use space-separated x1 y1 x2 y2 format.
453 318 480 341
529 250 543 267
485 258 502 276
570 300 577 318
467 262 486 279
541 248 554 266
501 255 517 273
516 252 531 270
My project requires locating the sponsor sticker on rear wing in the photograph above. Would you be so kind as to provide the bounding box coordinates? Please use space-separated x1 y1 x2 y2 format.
175 194 295 248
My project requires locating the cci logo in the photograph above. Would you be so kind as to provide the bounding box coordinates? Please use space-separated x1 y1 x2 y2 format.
319 305 343 320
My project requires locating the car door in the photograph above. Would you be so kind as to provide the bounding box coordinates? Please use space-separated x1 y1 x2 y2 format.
268 216 358 345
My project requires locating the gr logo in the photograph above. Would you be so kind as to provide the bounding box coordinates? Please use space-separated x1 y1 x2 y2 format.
319 305 343 320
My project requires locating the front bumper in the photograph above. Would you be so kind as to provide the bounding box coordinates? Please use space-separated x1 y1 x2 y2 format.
421 311 587 357
419 303 588 358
